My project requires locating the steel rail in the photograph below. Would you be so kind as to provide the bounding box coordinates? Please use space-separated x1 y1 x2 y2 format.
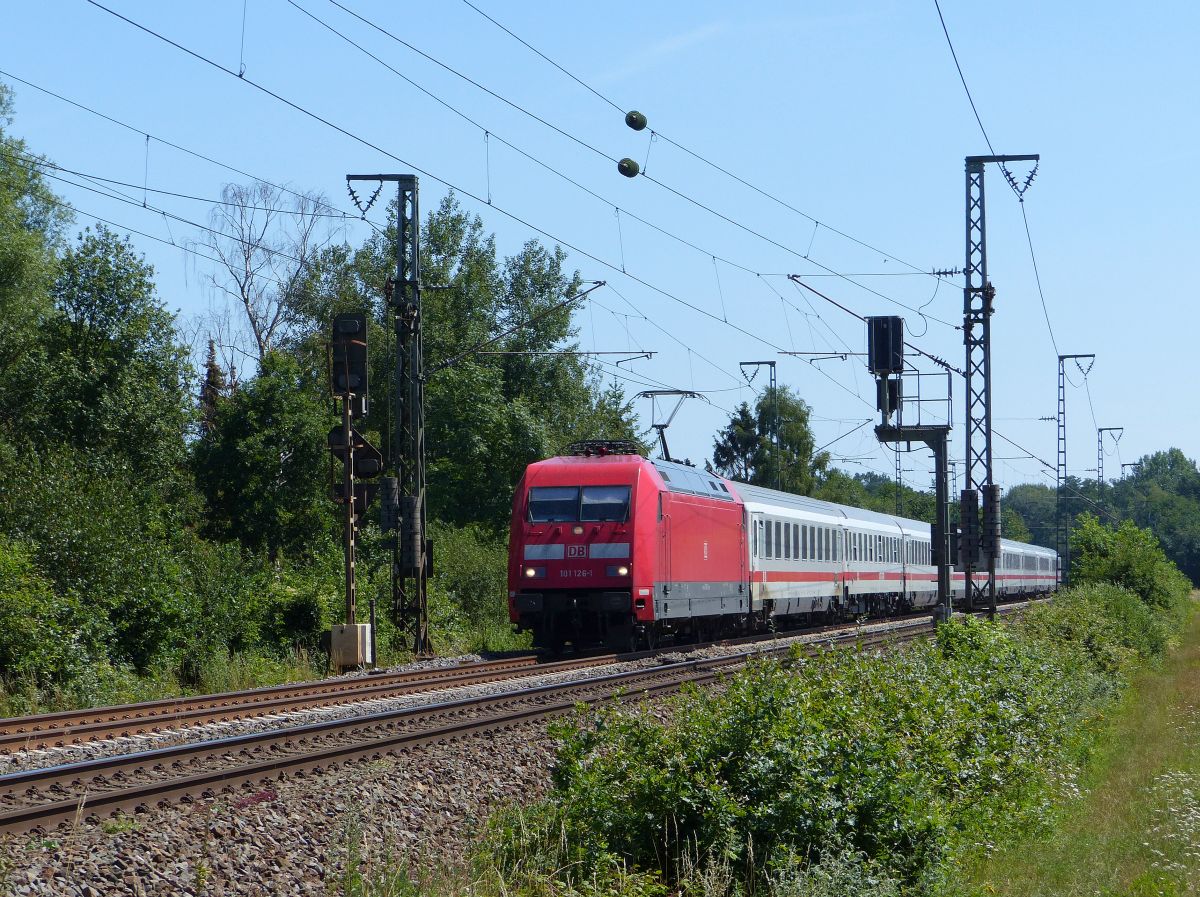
0 618 937 835
0 608 964 752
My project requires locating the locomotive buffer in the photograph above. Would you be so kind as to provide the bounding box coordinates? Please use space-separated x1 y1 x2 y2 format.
866 317 953 621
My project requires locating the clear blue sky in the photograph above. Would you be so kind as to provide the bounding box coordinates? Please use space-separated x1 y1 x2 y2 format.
5 1 1197 492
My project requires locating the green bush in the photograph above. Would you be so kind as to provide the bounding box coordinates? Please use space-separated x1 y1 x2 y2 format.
485 581 1188 895
499 618 1102 889
1020 583 1170 676
1071 514 1192 614
0 536 78 684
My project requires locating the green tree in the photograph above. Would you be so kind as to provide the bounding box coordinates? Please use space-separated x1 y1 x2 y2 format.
0 83 69 436
1070 513 1191 612
290 193 640 529
712 386 828 493
1005 483 1057 548
30 226 194 492
192 350 335 561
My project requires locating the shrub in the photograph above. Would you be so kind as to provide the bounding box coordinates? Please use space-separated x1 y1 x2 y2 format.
1071 514 1192 614
508 618 1104 889
0 537 78 684
487 587 1187 895
1020 582 1170 677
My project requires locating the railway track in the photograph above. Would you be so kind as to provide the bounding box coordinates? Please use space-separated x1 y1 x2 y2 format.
0 612 957 836
0 612 934 755
0 653 618 753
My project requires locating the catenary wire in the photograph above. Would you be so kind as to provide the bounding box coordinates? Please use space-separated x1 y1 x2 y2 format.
83 0 799 361
306 0 960 329
455 0 962 285
0 68 363 222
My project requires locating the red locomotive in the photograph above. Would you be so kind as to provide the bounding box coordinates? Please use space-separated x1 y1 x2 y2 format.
508 442 1057 652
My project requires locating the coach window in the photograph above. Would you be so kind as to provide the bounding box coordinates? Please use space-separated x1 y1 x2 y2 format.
793 524 800 560
775 521 783 559
825 529 831 561
765 519 774 558
783 522 791 560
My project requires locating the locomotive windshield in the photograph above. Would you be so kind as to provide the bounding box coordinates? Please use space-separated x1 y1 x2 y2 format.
528 485 631 523
581 485 631 522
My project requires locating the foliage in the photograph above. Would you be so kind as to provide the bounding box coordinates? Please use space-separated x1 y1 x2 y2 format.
293 193 642 531
0 537 76 685
712 386 828 494
192 349 336 561
1071 513 1192 614
34 225 194 493
485 579 1184 895
0 83 68 428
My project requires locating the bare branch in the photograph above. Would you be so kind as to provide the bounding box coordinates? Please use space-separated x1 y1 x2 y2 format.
193 181 332 369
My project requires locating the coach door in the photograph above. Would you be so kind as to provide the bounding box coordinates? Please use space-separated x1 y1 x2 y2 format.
657 492 671 596
739 508 747 594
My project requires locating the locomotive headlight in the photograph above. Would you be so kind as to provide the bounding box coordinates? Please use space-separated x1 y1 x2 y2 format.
572 525 585 535
523 566 545 579
606 564 630 577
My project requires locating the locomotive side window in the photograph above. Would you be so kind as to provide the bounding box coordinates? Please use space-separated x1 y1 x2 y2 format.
528 486 581 522
580 486 631 522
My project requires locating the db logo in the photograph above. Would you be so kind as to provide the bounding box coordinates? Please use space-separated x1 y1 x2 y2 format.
567 545 587 559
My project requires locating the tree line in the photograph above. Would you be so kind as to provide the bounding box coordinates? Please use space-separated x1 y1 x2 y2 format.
0 84 637 705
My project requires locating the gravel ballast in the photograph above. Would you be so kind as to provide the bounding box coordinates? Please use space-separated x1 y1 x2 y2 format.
0 620 919 895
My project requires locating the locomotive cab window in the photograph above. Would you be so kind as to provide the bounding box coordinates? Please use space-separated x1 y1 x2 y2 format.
528 486 580 522
580 486 631 522
529 485 631 522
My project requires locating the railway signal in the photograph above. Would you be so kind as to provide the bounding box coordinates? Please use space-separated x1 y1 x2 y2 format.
329 311 376 669
865 316 954 622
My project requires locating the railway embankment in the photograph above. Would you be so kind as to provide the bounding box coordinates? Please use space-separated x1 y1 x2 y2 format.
360 520 1193 896
952 594 1200 896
